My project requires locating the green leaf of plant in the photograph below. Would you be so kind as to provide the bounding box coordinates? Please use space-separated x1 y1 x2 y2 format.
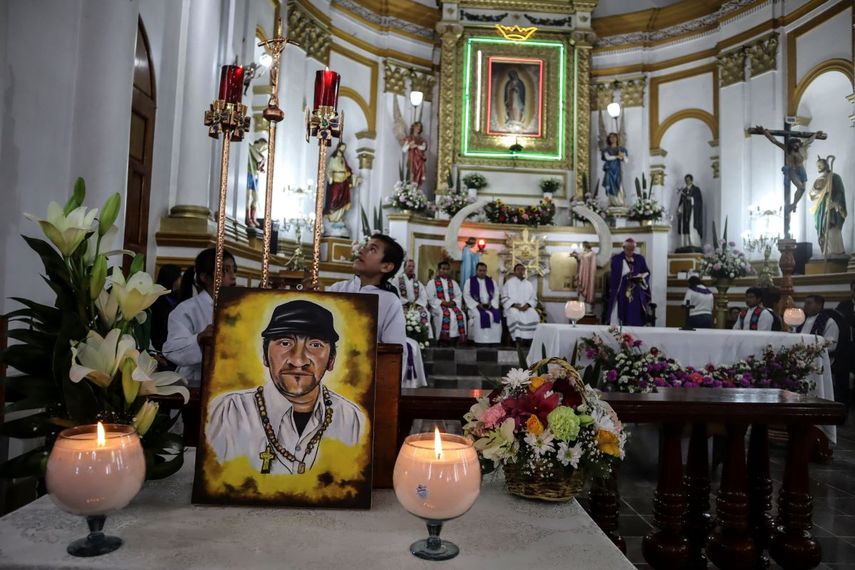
98 193 121 237
6 298 61 325
63 177 86 216
144 446 185 480
129 253 145 276
0 344 53 376
3 375 58 402
0 412 57 438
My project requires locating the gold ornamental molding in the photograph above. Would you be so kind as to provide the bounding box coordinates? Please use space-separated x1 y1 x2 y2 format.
593 82 614 111
330 27 434 69
356 147 375 170
329 43 379 134
717 47 746 87
649 63 719 152
652 108 718 152
435 22 463 193
573 37 593 199
746 32 779 78
790 58 854 116
383 60 409 95
411 71 436 103
287 1 331 64
618 77 645 107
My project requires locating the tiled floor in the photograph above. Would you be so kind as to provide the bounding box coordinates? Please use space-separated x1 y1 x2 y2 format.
602 415 855 569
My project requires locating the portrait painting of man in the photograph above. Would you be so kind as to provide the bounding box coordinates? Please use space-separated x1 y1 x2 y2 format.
486 57 543 137
193 288 378 508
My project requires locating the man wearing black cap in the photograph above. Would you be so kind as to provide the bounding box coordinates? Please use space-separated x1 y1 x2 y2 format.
206 299 366 475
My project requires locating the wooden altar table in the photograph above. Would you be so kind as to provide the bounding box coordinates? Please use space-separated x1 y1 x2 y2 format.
0 453 632 570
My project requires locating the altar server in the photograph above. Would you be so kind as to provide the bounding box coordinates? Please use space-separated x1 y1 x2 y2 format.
426 261 467 345
798 294 848 404
395 258 432 339
502 263 540 341
607 238 651 326
464 262 502 345
733 287 774 331
682 275 714 329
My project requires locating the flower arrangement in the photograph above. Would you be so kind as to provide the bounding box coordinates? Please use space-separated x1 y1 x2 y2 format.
387 180 429 213
435 184 476 217
569 192 608 223
538 178 562 194
462 173 488 190
404 308 430 351
1 179 187 479
627 176 664 222
463 360 625 500
483 197 555 226
700 218 753 280
578 327 825 394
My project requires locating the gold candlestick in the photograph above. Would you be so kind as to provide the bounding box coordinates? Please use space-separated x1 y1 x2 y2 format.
305 105 343 288
257 20 295 288
204 99 250 310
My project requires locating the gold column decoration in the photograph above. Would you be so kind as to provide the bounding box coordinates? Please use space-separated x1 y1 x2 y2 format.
435 22 463 195
593 82 614 111
649 166 666 187
204 92 250 310
382 60 408 95
258 19 295 288
573 35 593 199
286 1 330 64
305 106 343 288
356 148 375 170
411 70 436 103
717 48 746 87
747 32 779 78
619 78 645 107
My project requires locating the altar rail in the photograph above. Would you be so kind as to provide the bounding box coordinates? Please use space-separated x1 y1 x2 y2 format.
399 387 847 570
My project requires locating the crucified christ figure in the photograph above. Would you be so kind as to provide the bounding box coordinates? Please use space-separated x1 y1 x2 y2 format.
756 126 824 214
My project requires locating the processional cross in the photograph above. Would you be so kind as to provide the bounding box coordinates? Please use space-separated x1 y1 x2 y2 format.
747 121 826 239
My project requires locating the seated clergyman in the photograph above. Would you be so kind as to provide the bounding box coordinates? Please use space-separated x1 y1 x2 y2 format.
501 263 540 341
207 300 366 475
733 287 774 331
463 262 502 345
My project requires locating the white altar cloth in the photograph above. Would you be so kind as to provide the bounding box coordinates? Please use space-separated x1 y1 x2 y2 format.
528 324 836 442
0 452 632 570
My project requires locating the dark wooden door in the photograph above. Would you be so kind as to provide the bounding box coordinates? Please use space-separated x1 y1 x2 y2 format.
124 18 156 257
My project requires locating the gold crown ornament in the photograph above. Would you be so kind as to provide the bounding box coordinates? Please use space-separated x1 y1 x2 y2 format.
495 24 537 42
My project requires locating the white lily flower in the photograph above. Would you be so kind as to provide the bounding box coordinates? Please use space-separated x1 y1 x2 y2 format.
132 400 160 436
69 329 139 388
95 289 120 328
132 351 189 403
24 202 98 257
110 269 168 319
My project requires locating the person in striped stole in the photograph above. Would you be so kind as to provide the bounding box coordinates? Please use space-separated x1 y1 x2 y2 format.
426 261 467 346
501 263 540 342
395 259 432 339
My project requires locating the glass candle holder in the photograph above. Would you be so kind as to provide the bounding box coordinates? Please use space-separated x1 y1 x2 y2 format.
783 307 806 332
565 300 586 326
46 423 145 557
393 430 480 561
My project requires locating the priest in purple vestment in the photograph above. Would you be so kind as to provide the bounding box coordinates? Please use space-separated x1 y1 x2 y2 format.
607 238 651 326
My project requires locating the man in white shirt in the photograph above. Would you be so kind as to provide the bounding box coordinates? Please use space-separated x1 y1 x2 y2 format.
797 295 839 353
682 275 714 329
463 262 502 345
426 261 467 345
395 259 432 339
207 300 366 475
733 287 774 331
501 263 540 342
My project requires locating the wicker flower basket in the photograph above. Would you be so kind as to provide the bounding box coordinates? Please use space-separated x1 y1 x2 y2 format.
504 461 586 502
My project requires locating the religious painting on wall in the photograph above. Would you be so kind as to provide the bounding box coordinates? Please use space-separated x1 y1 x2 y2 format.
193 288 379 509
486 57 543 138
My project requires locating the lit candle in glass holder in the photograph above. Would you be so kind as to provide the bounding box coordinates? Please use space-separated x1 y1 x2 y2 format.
783 307 806 333
46 422 145 557
565 300 586 326
313 67 340 111
393 427 480 560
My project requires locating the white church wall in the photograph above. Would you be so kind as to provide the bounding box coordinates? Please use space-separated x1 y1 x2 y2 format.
793 6 852 82
656 73 715 120
718 80 749 248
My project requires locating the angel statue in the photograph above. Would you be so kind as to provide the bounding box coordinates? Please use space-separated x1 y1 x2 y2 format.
598 111 629 208
810 155 847 257
393 97 428 187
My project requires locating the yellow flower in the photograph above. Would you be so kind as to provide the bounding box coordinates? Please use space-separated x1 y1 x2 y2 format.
526 415 544 436
528 376 546 392
597 429 622 457
132 400 159 436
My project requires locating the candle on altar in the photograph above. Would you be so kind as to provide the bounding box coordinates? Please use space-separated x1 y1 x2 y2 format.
393 428 480 520
565 300 586 322
46 422 145 516
218 65 245 104
313 68 340 111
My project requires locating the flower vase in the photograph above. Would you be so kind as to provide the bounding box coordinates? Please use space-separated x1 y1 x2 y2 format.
641 219 654 227
713 278 733 329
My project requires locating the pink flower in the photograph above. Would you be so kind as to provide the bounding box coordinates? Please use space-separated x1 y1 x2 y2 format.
482 403 507 428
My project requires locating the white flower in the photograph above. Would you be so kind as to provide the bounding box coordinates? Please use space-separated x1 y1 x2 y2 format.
70 329 139 388
132 351 189 403
524 430 555 457
24 202 98 257
502 368 532 390
557 441 583 468
132 400 159 436
95 289 120 328
110 269 168 319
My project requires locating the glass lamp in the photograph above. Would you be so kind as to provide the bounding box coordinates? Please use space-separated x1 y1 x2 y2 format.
783 307 806 332
607 102 621 118
409 90 424 107
565 300 586 326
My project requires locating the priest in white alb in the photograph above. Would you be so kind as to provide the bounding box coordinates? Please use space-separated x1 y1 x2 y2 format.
426 260 467 345
463 262 502 345
395 258 432 339
502 263 540 341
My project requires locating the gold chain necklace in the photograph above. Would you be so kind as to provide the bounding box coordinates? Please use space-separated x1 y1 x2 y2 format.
254 385 334 474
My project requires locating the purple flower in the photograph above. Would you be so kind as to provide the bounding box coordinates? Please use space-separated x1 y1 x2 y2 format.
606 369 618 383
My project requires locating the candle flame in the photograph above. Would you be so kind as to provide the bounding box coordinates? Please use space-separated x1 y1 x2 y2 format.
96 421 106 447
434 426 443 460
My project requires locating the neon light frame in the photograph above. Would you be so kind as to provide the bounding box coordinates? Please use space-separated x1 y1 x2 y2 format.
461 37 566 161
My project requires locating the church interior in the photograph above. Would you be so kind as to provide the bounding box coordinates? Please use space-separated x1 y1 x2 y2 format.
1 0 854 568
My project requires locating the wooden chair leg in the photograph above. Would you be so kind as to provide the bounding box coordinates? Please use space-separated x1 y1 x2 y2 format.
590 470 626 553
684 423 712 569
748 424 773 569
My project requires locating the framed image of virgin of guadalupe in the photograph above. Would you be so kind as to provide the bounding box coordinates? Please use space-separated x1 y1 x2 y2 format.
192 288 379 509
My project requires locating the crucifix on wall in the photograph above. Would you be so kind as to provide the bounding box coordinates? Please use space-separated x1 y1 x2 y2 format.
747 121 826 239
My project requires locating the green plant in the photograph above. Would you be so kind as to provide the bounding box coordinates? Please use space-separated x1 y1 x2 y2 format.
539 178 562 193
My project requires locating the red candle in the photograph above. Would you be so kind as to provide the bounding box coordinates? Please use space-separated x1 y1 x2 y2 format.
313 68 340 111
218 65 245 104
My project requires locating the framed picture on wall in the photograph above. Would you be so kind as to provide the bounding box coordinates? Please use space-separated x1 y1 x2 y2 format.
192 288 379 509
486 57 544 138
